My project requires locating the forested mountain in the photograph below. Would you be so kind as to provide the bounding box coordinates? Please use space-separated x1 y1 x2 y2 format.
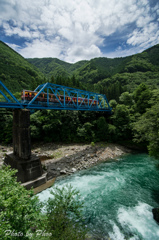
0 41 45 92
27 58 87 79
0 40 159 99
27 44 159 95
1 41 159 157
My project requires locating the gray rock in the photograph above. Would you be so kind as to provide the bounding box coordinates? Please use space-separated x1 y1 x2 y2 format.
71 168 77 172
152 208 159 223
60 169 67 174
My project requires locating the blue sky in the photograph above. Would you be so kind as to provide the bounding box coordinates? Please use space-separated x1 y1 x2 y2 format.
0 0 159 63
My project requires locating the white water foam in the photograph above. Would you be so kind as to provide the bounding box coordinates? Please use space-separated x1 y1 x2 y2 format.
116 202 159 240
108 222 126 240
37 170 126 203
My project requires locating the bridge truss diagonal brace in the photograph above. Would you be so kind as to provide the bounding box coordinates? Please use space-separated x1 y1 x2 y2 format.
0 80 23 108
27 82 49 107
25 82 112 112
49 87 64 107
65 89 77 108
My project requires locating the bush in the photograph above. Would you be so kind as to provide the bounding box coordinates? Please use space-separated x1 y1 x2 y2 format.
0 166 44 240
45 185 87 240
0 167 87 240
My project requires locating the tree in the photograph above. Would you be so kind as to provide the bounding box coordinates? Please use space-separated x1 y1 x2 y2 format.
0 166 44 240
96 116 109 141
109 99 117 110
0 112 13 143
133 83 152 114
119 92 134 106
112 104 131 140
133 103 159 158
77 122 95 142
0 167 87 240
45 185 86 240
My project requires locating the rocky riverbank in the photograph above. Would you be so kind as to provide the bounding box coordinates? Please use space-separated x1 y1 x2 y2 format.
0 142 132 180
33 142 131 180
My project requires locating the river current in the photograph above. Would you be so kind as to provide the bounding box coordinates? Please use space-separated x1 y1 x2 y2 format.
38 153 159 240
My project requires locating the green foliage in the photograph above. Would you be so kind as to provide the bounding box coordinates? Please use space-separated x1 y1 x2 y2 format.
108 124 117 142
143 44 159 66
0 166 44 240
109 99 117 110
0 110 13 143
27 44 159 95
133 83 152 113
0 41 45 93
45 185 86 240
132 103 159 158
77 122 95 142
0 167 87 240
1 40 159 157
119 92 133 106
30 110 81 143
112 104 131 140
124 55 154 73
96 116 109 141
27 58 87 80
91 142 95 147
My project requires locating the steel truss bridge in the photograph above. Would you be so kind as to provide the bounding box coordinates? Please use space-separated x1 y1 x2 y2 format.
0 81 112 113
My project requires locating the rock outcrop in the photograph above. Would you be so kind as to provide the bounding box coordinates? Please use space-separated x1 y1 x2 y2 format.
152 208 159 224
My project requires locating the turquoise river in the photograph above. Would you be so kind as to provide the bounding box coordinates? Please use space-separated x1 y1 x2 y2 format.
38 153 159 240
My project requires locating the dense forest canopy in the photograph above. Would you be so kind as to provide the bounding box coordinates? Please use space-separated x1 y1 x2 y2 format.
27 44 159 95
0 40 159 98
0 41 45 92
0 41 159 157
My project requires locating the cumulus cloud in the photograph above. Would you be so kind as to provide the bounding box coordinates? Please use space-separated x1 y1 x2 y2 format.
127 22 159 48
18 38 64 59
0 0 159 62
65 44 101 63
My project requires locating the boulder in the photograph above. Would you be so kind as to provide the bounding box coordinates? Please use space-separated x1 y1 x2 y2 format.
71 168 77 172
152 208 159 223
60 169 67 174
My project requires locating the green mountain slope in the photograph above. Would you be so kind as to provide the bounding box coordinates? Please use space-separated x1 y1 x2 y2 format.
0 41 45 93
143 44 159 66
27 58 87 79
27 56 130 83
74 57 132 84
27 44 159 91
0 40 159 97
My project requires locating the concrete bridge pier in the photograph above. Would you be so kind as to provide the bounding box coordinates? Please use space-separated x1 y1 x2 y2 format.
4 109 47 189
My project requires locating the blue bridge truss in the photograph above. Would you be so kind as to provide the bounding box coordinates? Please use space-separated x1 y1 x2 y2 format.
0 81 112 113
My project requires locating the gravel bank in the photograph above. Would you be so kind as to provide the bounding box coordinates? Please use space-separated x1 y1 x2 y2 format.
0 142 132 180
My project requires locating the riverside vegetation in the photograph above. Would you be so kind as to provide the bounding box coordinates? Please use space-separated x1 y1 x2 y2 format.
0 41 159 239
0 166 86 240
1 82 159 158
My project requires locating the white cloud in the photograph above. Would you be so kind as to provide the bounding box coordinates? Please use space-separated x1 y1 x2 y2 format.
65 44 101 63
127 22 159 47
18 39 64 59
0 0 159 62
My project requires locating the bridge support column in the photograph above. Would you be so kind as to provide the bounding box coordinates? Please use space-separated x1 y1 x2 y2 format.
4 109 47 189
13 109 31 159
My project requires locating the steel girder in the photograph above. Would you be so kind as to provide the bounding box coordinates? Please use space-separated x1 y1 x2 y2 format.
25 83 112 112
0 81 112 113
0 80 23 109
